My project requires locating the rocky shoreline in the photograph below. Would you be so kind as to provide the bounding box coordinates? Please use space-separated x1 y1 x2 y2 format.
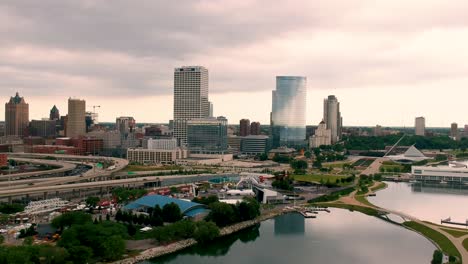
111 209 290 264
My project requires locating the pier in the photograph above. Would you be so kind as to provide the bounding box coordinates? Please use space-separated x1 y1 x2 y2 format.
441 217 468 227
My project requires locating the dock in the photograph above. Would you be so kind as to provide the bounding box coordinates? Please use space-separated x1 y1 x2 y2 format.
441 217 468 227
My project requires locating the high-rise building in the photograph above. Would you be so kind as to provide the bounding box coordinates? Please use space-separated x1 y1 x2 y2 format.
323 95 342 144
5 92 29 137
239 119 251 137
173 66 210 146
451 123 459 141
271 76 307 147
415 117 426 136
250 122 261 135
30 119 57 138
116 116 136 135
66 98 86 138
49 105 60 120
187 116 228 154
310 121 332 148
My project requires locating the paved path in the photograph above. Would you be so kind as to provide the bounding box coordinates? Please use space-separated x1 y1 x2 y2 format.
361 157 388 175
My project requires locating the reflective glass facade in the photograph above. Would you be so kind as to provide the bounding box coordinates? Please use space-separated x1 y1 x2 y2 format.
187 117 228 153
271 76 307 147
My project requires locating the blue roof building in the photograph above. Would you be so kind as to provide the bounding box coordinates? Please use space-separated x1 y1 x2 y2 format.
123 195 209 219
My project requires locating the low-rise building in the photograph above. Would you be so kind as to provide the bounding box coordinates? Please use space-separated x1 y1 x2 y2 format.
412 163 468 184
147 138 177 150
30 145 81 155
0 153 7 167
127 148 187 164
240 135 269 155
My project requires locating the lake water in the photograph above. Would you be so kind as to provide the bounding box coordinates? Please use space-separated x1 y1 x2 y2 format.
146 209 435 264
368 181 468 225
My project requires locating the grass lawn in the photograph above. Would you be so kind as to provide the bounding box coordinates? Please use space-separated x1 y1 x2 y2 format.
292 174 350 185
370 182 387 192
352 158 375 168
314 202 381 217
463 238 468 252
124 165 182 172
355 195 375 207
322 162 351 169
440 228 468 238
403 221 462 262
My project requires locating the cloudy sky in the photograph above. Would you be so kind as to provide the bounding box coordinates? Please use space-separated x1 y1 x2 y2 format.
1 0 468 127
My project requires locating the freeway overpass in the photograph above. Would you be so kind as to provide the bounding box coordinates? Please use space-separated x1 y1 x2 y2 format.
0 173 238 202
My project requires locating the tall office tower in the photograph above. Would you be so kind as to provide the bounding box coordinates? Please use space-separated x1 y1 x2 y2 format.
323 95 342 144
116 116 136 135
271 76 307 147
49 105 60 120
66 98 86 138
173 66 210 146
415 117 426 136
187 116 228 153
250 122 261 135
451 123 459 140
239 119 251 136
5 92 29 137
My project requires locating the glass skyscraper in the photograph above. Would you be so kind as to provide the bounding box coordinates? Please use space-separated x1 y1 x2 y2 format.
271 76 307 147
187 116 228 154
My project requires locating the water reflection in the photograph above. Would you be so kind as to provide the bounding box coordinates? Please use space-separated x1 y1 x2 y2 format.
274 212 305 236
153 224 260 263
369 182 468 225
146 210 435 264
412 182 468 195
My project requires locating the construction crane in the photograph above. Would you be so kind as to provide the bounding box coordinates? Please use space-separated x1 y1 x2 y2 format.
92 105 101 114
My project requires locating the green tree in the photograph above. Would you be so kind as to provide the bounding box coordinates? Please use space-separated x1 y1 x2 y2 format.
162 203 182 223
85 196 100 207
237 197 260 221
101 235 125 261
431 250 443 264
51 212 92 230
193 221 220 244
0 203 25 214
207 202 237 227
68 246 93 264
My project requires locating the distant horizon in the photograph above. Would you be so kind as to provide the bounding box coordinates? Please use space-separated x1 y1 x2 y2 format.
2 1 468 128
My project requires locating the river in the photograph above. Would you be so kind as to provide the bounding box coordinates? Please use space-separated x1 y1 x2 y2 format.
145 209 436 264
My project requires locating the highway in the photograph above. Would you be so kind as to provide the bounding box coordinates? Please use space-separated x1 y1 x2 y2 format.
0 157 77 181
0 173 237 199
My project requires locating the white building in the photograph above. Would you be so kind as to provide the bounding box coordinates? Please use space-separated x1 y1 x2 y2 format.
323 95 342 143
147 138 177 150
173 66 210 146
127 148 188 164
309 121 332 148
415 117 426 136
412 163 468 184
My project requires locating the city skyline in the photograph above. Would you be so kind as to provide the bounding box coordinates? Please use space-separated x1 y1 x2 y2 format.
2 1 468 126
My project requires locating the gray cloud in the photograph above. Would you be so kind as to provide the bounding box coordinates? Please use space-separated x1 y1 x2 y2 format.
1 0 468 98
